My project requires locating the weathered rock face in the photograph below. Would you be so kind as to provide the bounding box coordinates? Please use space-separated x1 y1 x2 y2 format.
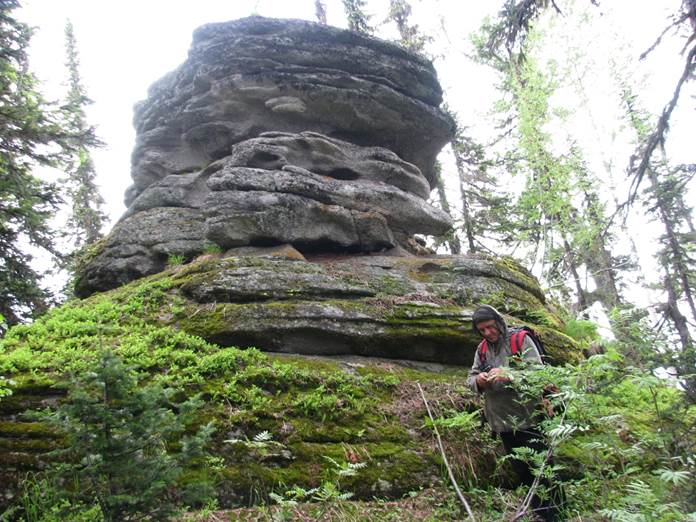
159 250 577 366
127 16 453 203
75 17 456 297
71 15 576 367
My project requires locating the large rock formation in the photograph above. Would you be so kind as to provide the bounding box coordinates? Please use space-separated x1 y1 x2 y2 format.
73 16 575 365
75 16 457 298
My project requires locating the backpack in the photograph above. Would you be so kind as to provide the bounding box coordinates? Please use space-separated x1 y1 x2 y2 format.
476 326 546 367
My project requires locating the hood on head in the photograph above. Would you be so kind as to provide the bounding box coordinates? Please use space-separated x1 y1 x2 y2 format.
472 304 508 343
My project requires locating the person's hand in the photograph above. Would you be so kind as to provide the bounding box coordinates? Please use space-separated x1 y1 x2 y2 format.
488 367 511 384
475 372 489 390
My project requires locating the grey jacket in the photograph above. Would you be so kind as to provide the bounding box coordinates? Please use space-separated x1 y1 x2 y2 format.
467 307 543 433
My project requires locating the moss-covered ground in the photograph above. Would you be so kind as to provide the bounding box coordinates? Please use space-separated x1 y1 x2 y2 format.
0 272 498 509
2 259 691 520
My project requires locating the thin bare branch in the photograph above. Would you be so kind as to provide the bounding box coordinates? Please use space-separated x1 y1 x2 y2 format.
417 383 477 522
640 12 689 60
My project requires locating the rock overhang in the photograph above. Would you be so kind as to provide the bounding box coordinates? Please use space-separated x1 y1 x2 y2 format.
76 16 459 297
128 15 455 205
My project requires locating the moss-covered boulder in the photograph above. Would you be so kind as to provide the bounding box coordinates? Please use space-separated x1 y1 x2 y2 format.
0 250 579 508
166 250 578 365
0 295 493 507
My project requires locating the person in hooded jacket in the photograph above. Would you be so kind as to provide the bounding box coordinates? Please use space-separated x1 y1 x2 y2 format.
468 304 561 521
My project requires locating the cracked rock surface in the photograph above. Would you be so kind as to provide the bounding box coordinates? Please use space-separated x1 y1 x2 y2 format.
75 17 456 297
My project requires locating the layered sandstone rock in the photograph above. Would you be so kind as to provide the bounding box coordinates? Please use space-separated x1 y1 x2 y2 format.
127 16 453 204
75 17 456 297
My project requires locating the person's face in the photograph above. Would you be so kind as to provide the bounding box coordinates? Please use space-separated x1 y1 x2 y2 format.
476 319 500 344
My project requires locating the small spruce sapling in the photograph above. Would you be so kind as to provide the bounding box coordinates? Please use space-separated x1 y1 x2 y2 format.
40 350 215 521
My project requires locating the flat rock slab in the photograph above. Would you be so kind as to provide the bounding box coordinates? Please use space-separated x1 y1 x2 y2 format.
161 253 577 365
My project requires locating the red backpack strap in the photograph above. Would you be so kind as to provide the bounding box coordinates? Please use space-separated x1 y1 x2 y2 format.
510 330 527 356
477 339 488 365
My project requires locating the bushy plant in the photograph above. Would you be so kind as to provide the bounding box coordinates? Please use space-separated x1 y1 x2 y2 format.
202 242 223 255
563 318 599 344
0 474 103 522
500 348 696 520
167 253 185 266
33 350 216 521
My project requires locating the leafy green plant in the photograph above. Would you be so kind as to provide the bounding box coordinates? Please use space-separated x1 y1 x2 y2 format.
598 479 696 522
225 430 291 461
432 409 481 434
0 474 103 522
291 381 370 421
202 243 223 255
36 350 216 521
0 376 11 401
563 318 599 344
270 456 367 510
167 253 185 266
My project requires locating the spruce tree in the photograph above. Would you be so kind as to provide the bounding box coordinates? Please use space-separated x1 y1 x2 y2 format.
386 0 430 53
432 161 461 254
341 0 372 34
619 83 695 351
629 0 695 203
473 21 624 312
41 350 215 520
0 0 69 329
63 20 105 248
446 105 514 254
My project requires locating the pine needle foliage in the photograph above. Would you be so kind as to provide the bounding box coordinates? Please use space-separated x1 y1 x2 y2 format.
0 0 72 329
63 20 105 249
37 349 215 521
341 0 372 34
386 0 431 53
617 76 695 396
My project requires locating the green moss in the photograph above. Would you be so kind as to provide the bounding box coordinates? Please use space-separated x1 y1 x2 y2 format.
8 375 60 393
0 450 49 469
0 394 61 415
214 439 442 504
0 437 57 452
0 254 587 509
0 421 57 439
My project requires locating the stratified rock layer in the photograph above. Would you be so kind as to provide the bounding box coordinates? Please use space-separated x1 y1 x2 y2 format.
163 251 576 365
76 132 452 297
127 17 453 204
75 17 457 297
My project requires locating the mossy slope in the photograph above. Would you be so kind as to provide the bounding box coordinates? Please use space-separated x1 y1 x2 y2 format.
0 274 493 507
0 252 579 507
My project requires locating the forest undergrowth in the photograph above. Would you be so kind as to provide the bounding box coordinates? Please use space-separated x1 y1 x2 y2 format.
0 277 693 521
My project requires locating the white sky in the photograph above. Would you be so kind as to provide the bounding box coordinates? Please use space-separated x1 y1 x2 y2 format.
15 0 696 318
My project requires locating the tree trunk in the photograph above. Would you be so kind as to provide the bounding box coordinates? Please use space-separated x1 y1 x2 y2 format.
434 166 461 254
647 166 696 326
